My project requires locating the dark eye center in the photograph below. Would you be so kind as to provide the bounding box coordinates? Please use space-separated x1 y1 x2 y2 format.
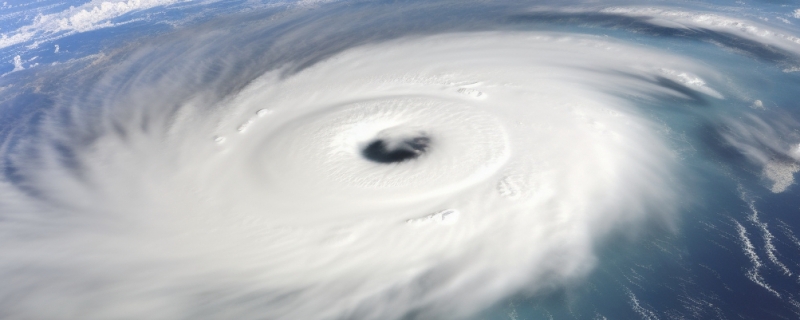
361 135 431 164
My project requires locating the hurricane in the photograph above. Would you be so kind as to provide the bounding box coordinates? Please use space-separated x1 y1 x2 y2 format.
2 0 800 319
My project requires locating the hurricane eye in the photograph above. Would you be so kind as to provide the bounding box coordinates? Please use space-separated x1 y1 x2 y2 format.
361 135 431 164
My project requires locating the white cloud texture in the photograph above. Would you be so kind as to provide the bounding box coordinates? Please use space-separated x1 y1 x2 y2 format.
0 0 179 49
0 32 690 319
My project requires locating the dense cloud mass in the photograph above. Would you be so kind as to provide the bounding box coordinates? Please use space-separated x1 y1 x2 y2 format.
2 1 800 319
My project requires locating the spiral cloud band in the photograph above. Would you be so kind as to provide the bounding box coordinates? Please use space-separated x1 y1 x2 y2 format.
2 1 800 319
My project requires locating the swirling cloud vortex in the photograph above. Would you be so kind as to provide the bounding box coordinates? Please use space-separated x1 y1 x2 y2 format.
1 32 692 319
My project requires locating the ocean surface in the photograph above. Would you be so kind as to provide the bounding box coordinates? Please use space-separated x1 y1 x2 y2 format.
2 0 800 319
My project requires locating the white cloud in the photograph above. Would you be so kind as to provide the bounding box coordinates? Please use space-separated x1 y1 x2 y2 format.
600 7 800 55
0 32 682 319
11 55 24 72
0 0 180 49
793 9 800 19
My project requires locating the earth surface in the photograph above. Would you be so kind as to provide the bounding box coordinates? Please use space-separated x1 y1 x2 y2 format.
2 0 800 319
